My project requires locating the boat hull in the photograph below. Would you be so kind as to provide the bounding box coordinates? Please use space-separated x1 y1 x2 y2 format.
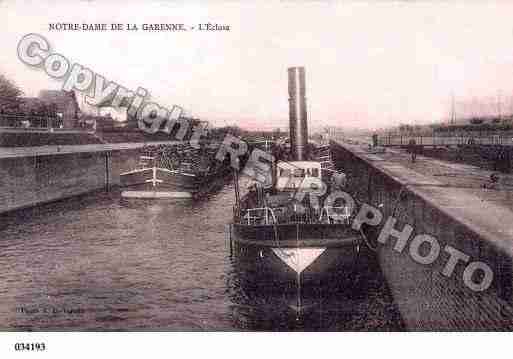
120 166 230 199
231 223 363 288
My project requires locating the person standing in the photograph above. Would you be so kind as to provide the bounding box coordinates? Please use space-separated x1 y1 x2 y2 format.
408 138 417 163
372 133 378 147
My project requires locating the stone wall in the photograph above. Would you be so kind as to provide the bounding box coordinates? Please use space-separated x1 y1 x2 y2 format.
108 149 142 186
0 152 108 213
0 148 143 214
331 141 513 330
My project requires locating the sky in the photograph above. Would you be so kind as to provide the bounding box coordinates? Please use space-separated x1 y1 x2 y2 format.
1 0 513 131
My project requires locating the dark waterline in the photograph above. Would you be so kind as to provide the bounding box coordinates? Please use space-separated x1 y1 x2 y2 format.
0 183 404 331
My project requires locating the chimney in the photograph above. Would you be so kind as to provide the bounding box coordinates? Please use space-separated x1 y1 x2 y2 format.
288 67 308 161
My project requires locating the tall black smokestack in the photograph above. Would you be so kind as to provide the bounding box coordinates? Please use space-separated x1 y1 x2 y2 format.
288 66 308 161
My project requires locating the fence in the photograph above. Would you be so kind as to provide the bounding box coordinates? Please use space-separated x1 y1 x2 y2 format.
379 133 513 147
0 113 65 130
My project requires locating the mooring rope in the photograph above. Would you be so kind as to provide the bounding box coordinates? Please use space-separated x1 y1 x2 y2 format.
391 185 406 218
359 227 377 252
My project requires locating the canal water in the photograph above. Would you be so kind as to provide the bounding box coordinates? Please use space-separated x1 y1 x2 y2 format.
0 182 403 331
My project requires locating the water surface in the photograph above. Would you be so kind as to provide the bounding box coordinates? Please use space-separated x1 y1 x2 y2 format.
0 183 403 331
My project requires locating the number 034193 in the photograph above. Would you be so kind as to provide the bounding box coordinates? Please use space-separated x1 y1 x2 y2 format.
14 343 46 351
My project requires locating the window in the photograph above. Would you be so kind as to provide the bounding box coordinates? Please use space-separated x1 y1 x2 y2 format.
293 168 305 177
279 168 292 177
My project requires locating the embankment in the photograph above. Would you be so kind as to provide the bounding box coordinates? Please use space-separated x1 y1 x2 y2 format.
0 141 178 214
331 140 513 330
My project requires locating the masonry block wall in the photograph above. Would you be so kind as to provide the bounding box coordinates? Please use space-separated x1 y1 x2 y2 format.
109 149 141 186
0 152 108 214
0 148 148 214
331 141 513 330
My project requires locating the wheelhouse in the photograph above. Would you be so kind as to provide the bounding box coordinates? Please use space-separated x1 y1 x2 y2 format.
275 161 323 192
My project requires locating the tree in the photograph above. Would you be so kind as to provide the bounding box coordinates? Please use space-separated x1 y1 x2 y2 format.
0 74 23 112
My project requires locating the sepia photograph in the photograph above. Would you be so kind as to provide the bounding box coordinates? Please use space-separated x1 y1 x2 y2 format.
1 0 513 356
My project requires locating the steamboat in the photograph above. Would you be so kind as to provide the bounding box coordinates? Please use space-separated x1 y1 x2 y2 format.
230 67 364 307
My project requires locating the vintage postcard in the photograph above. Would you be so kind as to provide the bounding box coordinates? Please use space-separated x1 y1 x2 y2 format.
0 0 512 356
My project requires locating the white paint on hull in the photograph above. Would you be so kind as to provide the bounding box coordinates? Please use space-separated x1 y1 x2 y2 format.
121 191 192 199
272 247 326 274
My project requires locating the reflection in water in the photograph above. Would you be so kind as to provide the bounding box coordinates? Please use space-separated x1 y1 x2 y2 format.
0 180 403 331
228 249 403 331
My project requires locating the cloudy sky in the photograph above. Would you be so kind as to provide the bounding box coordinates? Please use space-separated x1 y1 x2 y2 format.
1 0 513 130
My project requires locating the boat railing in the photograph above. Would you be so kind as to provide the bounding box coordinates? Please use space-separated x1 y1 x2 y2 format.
319 205 351 224
243 207 278 225
239 205 352 225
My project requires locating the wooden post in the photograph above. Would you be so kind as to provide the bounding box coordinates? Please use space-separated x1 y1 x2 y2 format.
228 224 233 257
105 151 110 192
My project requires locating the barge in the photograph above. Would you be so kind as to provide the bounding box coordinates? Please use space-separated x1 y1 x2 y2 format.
120 143 230 199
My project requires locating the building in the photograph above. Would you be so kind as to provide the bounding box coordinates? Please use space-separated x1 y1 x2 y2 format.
19 90 80 129
38 90 80 129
